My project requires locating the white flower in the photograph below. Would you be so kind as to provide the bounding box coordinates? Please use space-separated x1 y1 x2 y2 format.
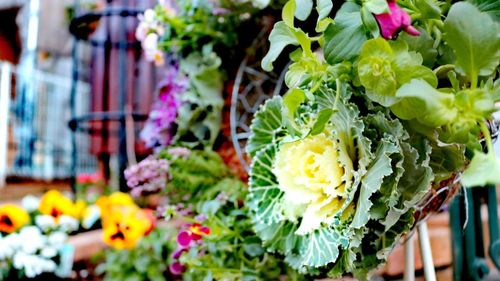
21 195 40 212
13 252 57 278
145 49 165 66
41 247 58 258
35 215 56 232
142 33 159 52
48 231 68 247
135 22 149 41
143 9 156 23
18 226 45 254
57 215 79 233
0 235 15 259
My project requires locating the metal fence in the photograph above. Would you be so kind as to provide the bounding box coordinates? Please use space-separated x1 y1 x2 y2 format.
0 61 97 183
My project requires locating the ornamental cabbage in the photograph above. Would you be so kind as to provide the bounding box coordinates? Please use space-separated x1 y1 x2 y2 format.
247 84 433 278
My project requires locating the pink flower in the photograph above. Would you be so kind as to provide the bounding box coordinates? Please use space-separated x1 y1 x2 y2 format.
374 0 420 39
140 65 187 148
76 172 103 185
175 224 210 248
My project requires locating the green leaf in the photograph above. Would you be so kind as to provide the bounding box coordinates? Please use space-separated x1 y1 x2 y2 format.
443 2 500 83
383 141 433 230
262 22 300 71
462 150 500 187
285 226 347 270
454 89 497 120
310 108 334 135
248 144 285 223
414 0 442 20
283 0 296 27
247 97 286 157
283 89 306 122
317 0 333 21
295 0 314 21
177 51 223 149
357 39 398 106
243 237 266 257
467 0 500 21
363 0 389 14
361 6 380 37
391 79 458 127
352 138 398 228
400 28 438 67
323 2 369 64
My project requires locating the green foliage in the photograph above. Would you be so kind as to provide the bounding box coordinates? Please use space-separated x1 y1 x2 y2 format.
391 79 457 127
443 2 500 86
175 49 224 149
158 150 303 280
161 150 233 202
323 3 369 64
357 38 437 106
96 226 177 281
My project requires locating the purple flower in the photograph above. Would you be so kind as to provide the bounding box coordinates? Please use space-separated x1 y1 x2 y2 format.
169 262 186 275
172 247 188 259
374 0 420 39
140 66 187 148
124 156 169 196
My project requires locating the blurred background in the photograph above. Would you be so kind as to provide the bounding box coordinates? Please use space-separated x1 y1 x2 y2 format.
0 1 499 281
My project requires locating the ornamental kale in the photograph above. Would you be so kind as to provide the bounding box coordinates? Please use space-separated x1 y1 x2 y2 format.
247 85 432 278
250 0 500 278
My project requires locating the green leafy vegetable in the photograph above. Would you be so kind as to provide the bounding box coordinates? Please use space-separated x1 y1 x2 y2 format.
443 2 500 86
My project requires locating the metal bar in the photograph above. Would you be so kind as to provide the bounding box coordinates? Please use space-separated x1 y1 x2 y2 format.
486 185 500 270
403 237 415 281
450 193 465 281
118 0 129 191
417 222 437 281
0 62 12 188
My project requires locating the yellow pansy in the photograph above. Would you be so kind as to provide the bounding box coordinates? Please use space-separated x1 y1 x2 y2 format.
74 200 87 219
274 133 353 234
0 204 30 233
102 206 150 250
39 190 78 220
96 192 135 210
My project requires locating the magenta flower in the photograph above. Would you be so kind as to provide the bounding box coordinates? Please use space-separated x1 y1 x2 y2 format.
374 0 420 39
140 65 187 148
169 262 186 275
176 224 211 248
172 248 188 259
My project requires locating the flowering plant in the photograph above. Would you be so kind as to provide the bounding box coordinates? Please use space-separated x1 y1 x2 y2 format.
0 191 85 280
246 0 499 278
156 149 304 280
139 49 224 150
95 225 177 281
136 0 286 151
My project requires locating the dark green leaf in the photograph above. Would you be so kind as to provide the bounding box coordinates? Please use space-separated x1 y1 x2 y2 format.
323 2 369 64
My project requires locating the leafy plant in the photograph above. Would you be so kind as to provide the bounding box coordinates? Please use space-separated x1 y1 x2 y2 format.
95 226 177 281
249 0 500 278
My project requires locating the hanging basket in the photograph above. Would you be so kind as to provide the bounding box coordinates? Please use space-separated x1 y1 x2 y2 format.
413 119 499 226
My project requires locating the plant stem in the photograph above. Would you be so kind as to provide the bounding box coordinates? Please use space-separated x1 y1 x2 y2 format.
334 78 341 109
480 121 493 154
